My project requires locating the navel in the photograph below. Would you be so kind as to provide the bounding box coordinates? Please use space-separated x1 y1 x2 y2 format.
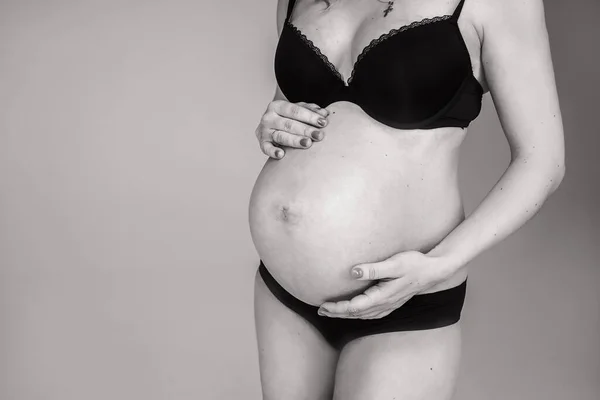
274 204 302 225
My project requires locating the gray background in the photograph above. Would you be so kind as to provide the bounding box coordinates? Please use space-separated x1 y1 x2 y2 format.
0 0 598 399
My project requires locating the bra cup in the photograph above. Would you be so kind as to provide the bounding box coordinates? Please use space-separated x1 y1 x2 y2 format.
430 76 483 128
274 18 483 129
274 28 343 105
350 22 471 124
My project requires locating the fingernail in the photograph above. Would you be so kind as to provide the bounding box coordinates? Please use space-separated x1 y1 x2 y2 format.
317 309 325 316
311 130 323 140
318 118 327 127
300 138 310 147
275 149 284 158
351 268 363 279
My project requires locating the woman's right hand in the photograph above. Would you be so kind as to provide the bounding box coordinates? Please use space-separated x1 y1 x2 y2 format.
255 100 330 159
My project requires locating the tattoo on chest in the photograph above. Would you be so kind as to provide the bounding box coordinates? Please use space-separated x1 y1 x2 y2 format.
383 1 394 17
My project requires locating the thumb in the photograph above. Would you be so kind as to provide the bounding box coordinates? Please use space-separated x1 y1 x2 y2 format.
351 257 402 281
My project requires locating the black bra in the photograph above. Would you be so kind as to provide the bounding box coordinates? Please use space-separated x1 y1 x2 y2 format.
274 0 484 130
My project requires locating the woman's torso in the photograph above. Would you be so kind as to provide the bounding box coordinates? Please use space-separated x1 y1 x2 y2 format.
248 0 486 305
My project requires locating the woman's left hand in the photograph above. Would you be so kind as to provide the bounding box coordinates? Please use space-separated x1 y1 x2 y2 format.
318 251 456 319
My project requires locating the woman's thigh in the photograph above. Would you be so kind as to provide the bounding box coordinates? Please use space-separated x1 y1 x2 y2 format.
254 269 339 400
333 323 463 400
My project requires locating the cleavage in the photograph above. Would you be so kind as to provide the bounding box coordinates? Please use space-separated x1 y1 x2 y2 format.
288 2 374 84
288 0 458 86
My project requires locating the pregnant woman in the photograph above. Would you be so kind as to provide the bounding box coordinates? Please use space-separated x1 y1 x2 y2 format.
248 0 565 398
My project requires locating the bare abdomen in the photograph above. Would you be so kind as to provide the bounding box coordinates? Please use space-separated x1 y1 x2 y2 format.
248 102 466 305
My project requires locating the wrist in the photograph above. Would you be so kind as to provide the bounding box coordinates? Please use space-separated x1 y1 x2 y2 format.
427 248 468 280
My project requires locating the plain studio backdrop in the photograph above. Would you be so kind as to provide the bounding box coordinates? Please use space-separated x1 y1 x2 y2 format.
0 0 598 399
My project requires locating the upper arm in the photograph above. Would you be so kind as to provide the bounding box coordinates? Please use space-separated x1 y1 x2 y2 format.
480 0 565 168
276 0 290 36
273 0 291 101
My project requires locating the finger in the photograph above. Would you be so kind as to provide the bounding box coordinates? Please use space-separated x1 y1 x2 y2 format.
344 284 387 316
319 305 389 320
358 291 413 318
363 309 394 319
297 101 330 118
319 300 350 315
271 100 329 130
318 302 390 319
351 258 404 281
259 140 285 159
369 296 413 319
257 118 314 150
270 128 313 149
351 307 390 319
318 311 359 319
322 277 410 318
318 307 365 319
319 283 388 317
339 293 413 320
262 108 325 142
272 116 325 142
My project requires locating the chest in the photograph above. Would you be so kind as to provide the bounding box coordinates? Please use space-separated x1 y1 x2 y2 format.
286 0 472 84
275 0 485 129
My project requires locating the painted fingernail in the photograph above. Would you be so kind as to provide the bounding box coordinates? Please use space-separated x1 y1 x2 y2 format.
311 130 323 140
300 138 310 147
318 118 327 127
351 268 363 279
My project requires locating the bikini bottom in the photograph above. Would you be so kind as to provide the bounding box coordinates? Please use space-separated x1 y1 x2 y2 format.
258 260 467 351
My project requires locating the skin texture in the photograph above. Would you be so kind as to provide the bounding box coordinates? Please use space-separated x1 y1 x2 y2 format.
254 271 338 400
321 0 565 318
253 0 565 398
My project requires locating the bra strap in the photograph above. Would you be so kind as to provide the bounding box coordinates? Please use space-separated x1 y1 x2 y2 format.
451 0 466 21
285 0 298 22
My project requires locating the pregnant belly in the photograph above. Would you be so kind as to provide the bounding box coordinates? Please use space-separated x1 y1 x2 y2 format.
248 102 465 305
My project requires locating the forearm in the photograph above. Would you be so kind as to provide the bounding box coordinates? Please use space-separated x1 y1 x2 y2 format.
426 154 565 275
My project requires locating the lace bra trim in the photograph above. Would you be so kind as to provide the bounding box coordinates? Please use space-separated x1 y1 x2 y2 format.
348 14 453 84
285 21 346 84
285 14 454 86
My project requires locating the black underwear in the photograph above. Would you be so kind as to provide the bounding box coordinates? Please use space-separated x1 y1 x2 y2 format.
258 260 467 350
